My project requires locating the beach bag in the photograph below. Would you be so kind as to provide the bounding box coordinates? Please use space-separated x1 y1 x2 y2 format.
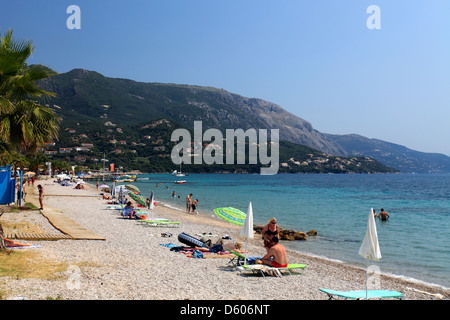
192 250 203 258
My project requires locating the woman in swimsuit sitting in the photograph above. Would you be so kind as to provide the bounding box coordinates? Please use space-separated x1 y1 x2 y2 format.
261 217 280 253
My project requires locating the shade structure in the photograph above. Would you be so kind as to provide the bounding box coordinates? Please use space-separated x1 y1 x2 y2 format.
149 191 155 210
213 207 246 226
118 187 124 203
240 202 254 265
125 184 140 194
114 185 127 194
128 191 146 207
358 208 382 299
359 208 382 260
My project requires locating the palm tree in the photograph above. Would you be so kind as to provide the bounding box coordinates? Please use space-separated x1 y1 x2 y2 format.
0 30 59 248
0 29 59 156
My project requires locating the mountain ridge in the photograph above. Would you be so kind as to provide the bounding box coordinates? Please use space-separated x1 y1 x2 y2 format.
37 68 450 173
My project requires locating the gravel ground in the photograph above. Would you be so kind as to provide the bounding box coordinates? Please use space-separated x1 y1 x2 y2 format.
1 179 448 301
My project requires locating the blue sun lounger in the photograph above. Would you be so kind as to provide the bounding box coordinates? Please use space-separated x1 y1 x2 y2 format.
319 289 404 300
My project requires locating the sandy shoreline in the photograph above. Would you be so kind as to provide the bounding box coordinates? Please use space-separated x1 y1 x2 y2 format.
1 178 448 300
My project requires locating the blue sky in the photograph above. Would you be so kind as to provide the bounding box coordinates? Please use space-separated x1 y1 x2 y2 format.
2 1 449 155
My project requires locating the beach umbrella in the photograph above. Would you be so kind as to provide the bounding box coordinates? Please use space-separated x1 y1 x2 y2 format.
128 191 146 207
149 191 155 210
358 208 382 299
114 185 127 193
128 191 138 201
135 194 147 207
213 207 246 226
239 202 254 265
118 187 124 203
149 191 155 218
111 181 116 197
99 184 109 189
125 184 140 194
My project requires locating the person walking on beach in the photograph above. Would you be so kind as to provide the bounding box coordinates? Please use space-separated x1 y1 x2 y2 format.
31 176 35 186
261 217 280 253
378 208 390 221
37 184 44 210
191 199 198 215
260 236 288 268
186 193 193 213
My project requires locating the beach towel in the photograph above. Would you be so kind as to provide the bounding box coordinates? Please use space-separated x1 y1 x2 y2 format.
242 265 282 277
159 243 179 248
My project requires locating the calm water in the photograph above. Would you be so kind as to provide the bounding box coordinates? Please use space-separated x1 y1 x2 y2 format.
126 173 449 288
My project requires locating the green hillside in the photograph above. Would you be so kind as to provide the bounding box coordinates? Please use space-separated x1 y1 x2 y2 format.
37 69 398 174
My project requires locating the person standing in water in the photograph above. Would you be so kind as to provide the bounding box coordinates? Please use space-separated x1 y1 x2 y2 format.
378 208 390 221
191 199 198 215
186 193 193 213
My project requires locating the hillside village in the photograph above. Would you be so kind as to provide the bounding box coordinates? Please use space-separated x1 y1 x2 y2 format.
37 106 397 174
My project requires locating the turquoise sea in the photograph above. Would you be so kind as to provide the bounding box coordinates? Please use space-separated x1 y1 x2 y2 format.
125 173 449 289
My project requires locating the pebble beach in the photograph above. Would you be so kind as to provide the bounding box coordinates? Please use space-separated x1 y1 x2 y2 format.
1 178 448 301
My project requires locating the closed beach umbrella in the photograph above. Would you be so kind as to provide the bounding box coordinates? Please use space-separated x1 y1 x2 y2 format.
213 207 246 226
125 184 140 194
118 187 123 203
358 208 382 299
149 191 155 210
149 191 155 218
240 202 254 265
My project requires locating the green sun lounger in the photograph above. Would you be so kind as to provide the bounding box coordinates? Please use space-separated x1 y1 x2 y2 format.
137 218 171 223
319 289 404 300
228 250 262 266
241 263 307 277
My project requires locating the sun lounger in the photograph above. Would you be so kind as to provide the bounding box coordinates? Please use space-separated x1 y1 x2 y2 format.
106 204 124 210
228 250 262 266
140 220 181 228
319 289 404 300
239 263 307 277
136 218 171 223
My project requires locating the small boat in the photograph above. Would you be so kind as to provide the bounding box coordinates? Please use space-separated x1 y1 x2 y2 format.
173 164 186 177
175 180 186 184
